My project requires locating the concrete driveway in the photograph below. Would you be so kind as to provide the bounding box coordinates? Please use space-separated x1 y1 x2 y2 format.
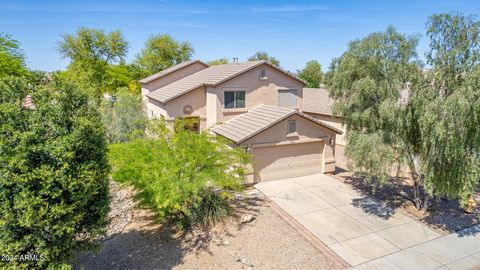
255 174 480 269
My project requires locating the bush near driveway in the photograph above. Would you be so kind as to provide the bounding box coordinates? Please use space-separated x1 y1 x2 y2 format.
108 120 248 228
0 77 109 270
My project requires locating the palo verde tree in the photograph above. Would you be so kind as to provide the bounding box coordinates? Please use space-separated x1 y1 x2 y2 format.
109 119 248 228
57 27 129 101
0 77 109 269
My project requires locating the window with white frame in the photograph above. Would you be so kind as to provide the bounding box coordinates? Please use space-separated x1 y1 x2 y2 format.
224 91 245 109
278 89 297 107
287 120 297 134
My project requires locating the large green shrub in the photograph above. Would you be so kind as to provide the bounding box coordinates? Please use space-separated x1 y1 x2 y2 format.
109 120 248 227
99 87 147 143
0 77 109 269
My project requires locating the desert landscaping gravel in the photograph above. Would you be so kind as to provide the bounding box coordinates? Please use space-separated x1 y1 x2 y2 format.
75 186 336 270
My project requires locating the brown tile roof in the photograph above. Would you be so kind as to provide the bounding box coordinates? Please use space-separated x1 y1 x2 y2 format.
302 87 335 116
138 60 208 84
212 104 342 144
22 95 36 110
146 60 306 103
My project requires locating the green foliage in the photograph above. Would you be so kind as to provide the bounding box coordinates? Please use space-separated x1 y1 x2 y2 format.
297 60 323 88
108 120 247 227
327 26 424 203
0 33 29 78
58 27 129 101
0 77 109 269
207 58 229 65
329 14 480 209
415 13 480 205
426 13 480 92
99 88 147 143
248 51 280 66
189 188 233 229
105 64 140 93
344 132 396 184
134 34 194 77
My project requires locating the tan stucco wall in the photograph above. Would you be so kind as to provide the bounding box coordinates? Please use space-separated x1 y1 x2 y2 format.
165 86 206 118
206 86 220 128
146 97 168 119
212 63 304 125
304 113 346 146
141 62 207 112
239 114 337 173
146 87 207 130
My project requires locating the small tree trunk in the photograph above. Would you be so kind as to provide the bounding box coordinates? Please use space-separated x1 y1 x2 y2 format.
407 152 423 210
412 175 422 209
421 193 431 212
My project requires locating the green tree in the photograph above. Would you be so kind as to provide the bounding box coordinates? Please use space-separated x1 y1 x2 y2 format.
0 77 109 269
57 27 129 101
99 87 147 143
109 120 248 227
298 60 323 88
0 33 29 78
327 26 426 208
134 34 194 77
248 51 280 66
330 15 480 211
207 57 229 65
414 13 480 206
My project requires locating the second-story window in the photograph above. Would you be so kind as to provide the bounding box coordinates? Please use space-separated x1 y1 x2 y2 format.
224 91 245 109
278 89 297 107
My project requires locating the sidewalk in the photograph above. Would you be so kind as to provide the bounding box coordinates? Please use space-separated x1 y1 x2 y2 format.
351 224 480 270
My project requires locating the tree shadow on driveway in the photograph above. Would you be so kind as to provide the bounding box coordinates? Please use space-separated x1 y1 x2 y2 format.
334 165 480 236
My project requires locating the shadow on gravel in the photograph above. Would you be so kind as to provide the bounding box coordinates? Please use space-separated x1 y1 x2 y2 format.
334 166 479 235
73 194 265 270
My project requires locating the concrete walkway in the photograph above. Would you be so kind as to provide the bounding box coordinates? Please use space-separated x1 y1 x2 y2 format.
255 174 480 269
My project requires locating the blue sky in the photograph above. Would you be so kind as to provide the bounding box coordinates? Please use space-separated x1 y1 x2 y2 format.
1 0 479 73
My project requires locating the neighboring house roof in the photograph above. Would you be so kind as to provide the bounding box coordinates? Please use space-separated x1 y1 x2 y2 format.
146 60 306 103
302 87 335 116
22 95 36 110
138 60 209 84
212 104 342 144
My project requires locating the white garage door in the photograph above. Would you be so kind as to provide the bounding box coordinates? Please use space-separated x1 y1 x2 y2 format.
252 141 324 182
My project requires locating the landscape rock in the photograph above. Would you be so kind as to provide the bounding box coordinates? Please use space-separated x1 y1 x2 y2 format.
239 214 255 224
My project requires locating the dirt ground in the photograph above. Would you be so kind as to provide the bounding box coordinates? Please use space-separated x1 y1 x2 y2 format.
333 145 480 233
74 190 337 270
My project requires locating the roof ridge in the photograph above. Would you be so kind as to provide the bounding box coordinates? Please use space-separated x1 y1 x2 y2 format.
139 60 208 84
147 60 306 103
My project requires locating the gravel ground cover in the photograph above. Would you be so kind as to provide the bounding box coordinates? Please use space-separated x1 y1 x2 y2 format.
74 184 337 270
334 145 479 233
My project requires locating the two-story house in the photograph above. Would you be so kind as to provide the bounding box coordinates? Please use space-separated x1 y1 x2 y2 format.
140 60 342 183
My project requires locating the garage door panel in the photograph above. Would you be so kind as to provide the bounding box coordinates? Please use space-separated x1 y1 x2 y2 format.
253 142 324 182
